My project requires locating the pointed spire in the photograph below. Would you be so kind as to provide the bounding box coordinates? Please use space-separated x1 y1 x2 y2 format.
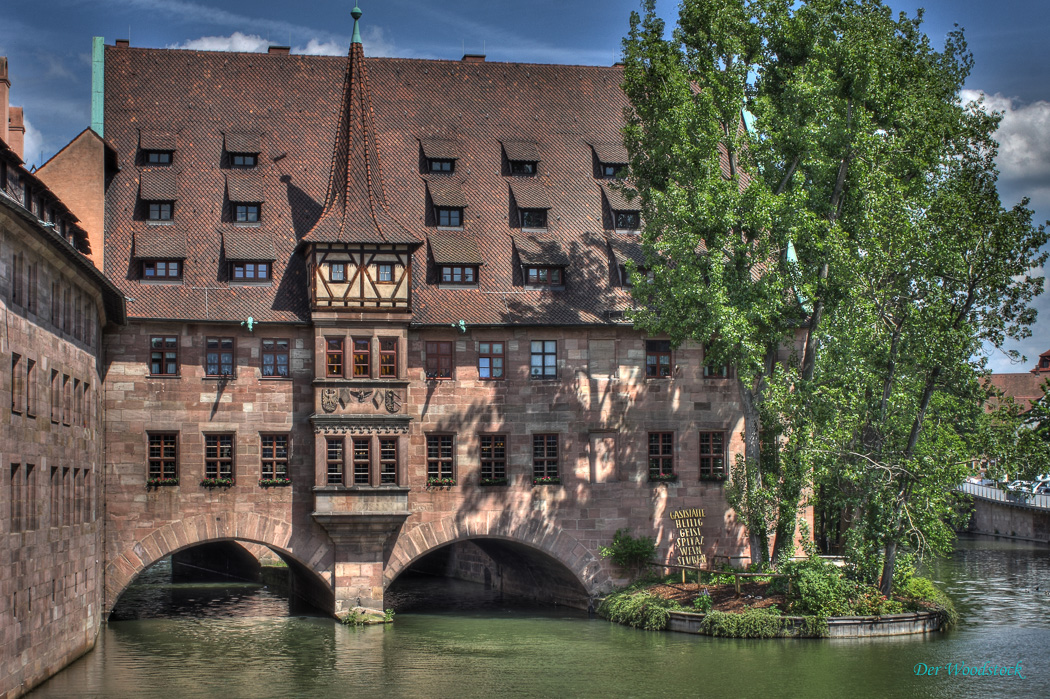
303 5 416 246
351 4 363 45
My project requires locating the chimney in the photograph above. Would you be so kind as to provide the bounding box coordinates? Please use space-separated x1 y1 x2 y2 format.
115 39 129 48
0 56 9 148
462 54 486 63
8 106 24 160
268 46 290 55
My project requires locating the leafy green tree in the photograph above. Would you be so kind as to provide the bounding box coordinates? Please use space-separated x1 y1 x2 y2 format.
621 0 999 566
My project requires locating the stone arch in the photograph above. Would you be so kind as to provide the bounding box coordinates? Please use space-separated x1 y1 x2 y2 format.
104 511 334 613
384 514 613 598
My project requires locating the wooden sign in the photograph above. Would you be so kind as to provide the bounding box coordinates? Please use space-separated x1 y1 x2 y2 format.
669 508 706 566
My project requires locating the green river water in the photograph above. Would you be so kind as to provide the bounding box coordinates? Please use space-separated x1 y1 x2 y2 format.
28 536 1050 699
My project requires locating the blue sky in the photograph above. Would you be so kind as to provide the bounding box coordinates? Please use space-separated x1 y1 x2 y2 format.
1 0 1048 371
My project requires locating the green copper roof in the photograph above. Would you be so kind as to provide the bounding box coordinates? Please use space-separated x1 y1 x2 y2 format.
351 5 363 45
91 37 104 137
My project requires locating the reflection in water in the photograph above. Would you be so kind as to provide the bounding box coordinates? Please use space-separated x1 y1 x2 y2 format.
29 536 1050 699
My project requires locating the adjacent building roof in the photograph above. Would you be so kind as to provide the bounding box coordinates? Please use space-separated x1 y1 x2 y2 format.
103 41 634 324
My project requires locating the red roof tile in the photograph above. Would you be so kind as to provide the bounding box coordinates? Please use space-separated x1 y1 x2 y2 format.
223 228 276 261
139 130 175 151
429 232 484 265
513 235 570 266
134 229 187 259
224 131 261 154
139 170 178 200
420 138 459 160
501 140 541 162
590 142 628 164
226 172 264 203
509 179 551 209
601 181 640 211
425 178 467 208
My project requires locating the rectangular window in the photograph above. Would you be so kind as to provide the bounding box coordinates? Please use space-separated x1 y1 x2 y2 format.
206 337 235 377
50 370 60 423
699 432 726 479
441 266 477 284
326 337 344 377
231 261 270 281
73 379 81 427
11 353 23 414
379 438 397 484
526 267 562 286
329 262 346 282
26 359 36 417
646 340 672 378
62 375 71 426
530 340 557 378
25 464 37 530
261 338 290 377
10 464 23 532
352 437 371 485
704 362 729 379
50 466 60 527
142 260 182 280
429 158 454 173
234 204 260 222
231 153 257 167
205 434 234 480
148 202 173 220
478 341 504 380
426 435 454 481
377 263 394 283
326 438 344 485
648 432 674 478
520 208 548 229
533 434 559 480
615 211 641 230
425 341 453 379
11 252 23 306
352 338 371 377
437 208 462 227
147 151 172 165
261 435 288 480
480 435 507 481
601 163 625 178
150 336 179 375
82 382 90 428
148 433 178 480
510 160 536 175
379 338 398 378
26 263 37 314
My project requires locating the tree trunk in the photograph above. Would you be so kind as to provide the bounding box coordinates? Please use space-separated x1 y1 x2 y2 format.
879 539 898 596
738 377 767 566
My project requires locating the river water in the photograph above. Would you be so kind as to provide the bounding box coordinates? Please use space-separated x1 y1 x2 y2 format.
28 536 1049 699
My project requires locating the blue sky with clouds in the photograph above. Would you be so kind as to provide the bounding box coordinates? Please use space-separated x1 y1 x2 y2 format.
1 0 1047 370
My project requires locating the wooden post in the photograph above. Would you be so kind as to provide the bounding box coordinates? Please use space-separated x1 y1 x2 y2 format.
734 573 741 597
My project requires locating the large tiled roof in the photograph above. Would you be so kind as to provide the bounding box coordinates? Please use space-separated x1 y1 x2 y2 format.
104 45 637 323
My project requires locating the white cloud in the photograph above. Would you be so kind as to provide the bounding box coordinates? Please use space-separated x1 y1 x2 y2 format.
169 32 271 53
961 90 1050 204
22 116 44 169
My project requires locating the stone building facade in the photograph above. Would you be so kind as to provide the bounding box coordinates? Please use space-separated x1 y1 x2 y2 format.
1 56 126 699
95 10 767 618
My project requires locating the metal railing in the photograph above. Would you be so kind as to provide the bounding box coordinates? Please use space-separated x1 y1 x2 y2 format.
958 481 1050 510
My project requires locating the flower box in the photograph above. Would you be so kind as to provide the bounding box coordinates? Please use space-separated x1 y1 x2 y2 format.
480 477 509 486
700 473 727 482
426 477 457 489
146 477 179 489
649 473 678 483
200 477 234 488
259 478 292 488
533 476 561 486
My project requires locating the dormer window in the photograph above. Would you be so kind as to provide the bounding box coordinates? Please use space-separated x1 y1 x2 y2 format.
615 211 641 231
526 266 562 287
148 202 173 221
231 153 257 168
437 207 462 228
235 204 260 223
520 209 548 229
143 260 182 280
601 162 626 178
230 261 270 281
147 151 173 165
429 158 454 173
510 160 537 176
441 266 477 284
377 264 395 283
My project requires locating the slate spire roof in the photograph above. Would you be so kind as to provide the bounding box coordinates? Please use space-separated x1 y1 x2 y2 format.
303 6 417 246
